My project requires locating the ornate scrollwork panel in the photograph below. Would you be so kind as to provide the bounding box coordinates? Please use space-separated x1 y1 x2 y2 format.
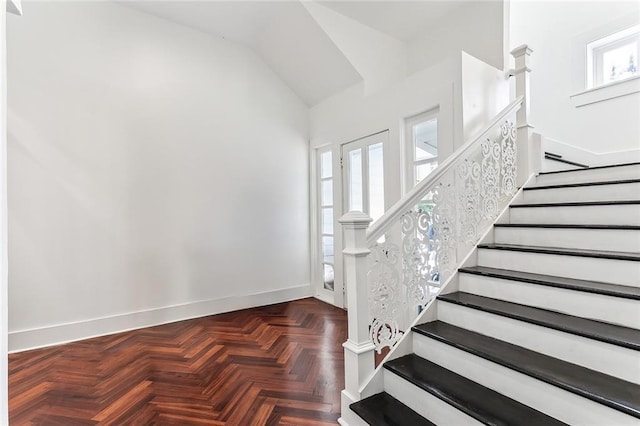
368 242 402 352
366 118 518 353
457 159 482 245
501 121 517 197
432 183 456 282
481 138 501 220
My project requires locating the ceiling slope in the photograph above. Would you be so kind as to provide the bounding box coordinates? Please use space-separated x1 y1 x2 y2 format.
302 1 406 96
122 1 362 106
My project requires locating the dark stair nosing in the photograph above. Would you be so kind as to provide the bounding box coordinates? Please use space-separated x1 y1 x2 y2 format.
350 392 436 426
477 243 640 262
538 161 640 175
458 266 640 300
385 354 567 426
524 178 640 191
510 200 640 208
412 321 640 419
494 223 640 230
544 154 589 168
437 292 640 350
544 151 563 159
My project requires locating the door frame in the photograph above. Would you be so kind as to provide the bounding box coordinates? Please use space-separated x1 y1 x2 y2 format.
340 130 388 218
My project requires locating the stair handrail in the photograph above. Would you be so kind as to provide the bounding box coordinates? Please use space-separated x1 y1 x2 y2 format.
338 46 535 424
366 95 524 245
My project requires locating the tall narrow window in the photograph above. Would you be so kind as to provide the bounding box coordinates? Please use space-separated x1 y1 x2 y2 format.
342 131 386 222
318 149 334 291
405 109 438 190
587 25 639 89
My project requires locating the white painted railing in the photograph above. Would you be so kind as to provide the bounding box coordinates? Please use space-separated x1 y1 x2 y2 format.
365 103 521 350
338 45 534 410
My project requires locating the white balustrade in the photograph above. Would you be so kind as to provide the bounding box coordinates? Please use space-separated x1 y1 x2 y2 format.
339 45 535 411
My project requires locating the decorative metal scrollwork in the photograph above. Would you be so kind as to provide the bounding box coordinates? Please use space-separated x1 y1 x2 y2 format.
402 210 433 309
481 138 501 219
366 119 518 353
368 242 402 352
501 121 518 196
457 159 482 245
433 182 456 281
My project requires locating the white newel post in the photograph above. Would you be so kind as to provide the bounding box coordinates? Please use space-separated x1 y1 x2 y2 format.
510 44 540 186
338 211 375 415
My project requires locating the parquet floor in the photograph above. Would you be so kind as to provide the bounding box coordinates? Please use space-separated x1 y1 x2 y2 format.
9 298 347 425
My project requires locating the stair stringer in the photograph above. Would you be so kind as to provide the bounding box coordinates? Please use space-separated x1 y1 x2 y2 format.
353 176 534 414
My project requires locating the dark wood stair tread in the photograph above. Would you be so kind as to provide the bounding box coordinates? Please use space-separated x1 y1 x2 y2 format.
458 266 640 300
494 223 640 230
413 321 640 418
544 154 589 168
385 354 566 426
437 292 640 350
477 243 640 261
538 161 640 175
524 178 640 191
510 200 640 207
544 151 563 159
350 392 435 426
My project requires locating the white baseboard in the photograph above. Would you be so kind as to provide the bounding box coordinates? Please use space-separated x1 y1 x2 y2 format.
314 289 336 306
9 283 313 353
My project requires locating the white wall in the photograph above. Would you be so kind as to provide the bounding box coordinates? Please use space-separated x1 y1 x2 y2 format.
511 1 640 156
408 1 507 74
1 2 8 422
461 52 510 142
7 1 310 351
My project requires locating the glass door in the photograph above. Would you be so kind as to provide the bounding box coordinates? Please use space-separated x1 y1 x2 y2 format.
342 131 386 222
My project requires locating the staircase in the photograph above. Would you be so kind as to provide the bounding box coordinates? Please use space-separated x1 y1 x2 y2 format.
349 162 640 425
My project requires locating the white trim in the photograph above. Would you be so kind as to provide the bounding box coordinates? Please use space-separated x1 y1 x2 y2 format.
570 75 640 107
314 289 334 306
9 283 313 353
0 4 7 424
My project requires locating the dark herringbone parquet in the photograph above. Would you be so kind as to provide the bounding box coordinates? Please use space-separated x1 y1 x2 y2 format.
9 298 347 425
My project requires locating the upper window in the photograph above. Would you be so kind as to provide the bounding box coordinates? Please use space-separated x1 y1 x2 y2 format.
587 25 639 89
405 108 438 191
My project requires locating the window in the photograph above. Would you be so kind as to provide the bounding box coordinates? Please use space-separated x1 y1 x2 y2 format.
405 109 438 190
318 149 334 291
343 133 386 222
587 25 639 89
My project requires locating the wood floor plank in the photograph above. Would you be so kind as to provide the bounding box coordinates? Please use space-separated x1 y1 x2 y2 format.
9 298 347 425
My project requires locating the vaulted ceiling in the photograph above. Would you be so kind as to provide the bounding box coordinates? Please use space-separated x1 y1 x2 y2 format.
122 1 472 106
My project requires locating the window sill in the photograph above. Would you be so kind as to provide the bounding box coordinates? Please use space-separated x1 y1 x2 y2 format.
570 76 640 107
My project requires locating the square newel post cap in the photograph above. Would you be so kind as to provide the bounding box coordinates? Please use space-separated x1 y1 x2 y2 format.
338 211 373 228
511 44 533 57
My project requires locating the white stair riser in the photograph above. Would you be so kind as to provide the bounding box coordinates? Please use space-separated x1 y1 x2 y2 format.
535 164 640 186
477 248 640 287
383 370 482 426
459 273 640 329
437 301 640 384
413 335 639 426
494 227 640 253
523 182 640 203
509 204 640 226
